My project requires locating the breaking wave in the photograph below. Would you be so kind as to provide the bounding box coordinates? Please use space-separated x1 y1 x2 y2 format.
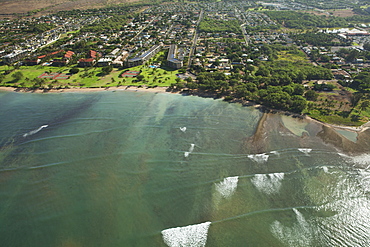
270 208 313 246
184 143 195 157
298 148 312 155
248 153 269 163
215 176 239 199
251 173 284 195
322 166 329 173
23 125 48 138
161 222 211 247
339 153 370 167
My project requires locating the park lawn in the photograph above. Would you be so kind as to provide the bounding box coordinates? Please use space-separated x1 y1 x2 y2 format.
0 65 71 87
0 64 180 88
277 50 308 62
115 65 180 87
60 30 80 39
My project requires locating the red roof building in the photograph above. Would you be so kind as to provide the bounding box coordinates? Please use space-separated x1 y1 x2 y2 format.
78 58 96 67
64 51 75 59
88 50 101 59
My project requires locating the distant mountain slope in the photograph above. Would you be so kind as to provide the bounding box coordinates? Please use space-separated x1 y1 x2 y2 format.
0 0 138 16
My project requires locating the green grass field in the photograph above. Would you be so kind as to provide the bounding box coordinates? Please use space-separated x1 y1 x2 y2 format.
277 50 308 62
0 64 180 89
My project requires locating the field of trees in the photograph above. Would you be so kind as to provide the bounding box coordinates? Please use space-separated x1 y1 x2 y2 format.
198 18 242 34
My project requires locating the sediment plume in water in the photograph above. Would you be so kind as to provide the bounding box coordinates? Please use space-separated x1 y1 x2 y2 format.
244 112 268 154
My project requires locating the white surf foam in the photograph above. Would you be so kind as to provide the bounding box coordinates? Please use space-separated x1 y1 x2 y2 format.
339 153 370 167
215 176 239 199
23 125 48 137
270 151 280 156
293 208 310 233
247 153 269 163
322 166 329 173
189 144 195 153
161 221 211 247
251 173 284 195
184 144 195 157
270 208 312 246
180 127 187 133
358 169 370 193
298 148 312 155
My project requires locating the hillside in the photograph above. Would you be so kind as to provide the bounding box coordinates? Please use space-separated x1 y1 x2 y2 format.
0 0 139 16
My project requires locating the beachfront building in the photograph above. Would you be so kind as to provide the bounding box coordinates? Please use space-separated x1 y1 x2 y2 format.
112 50 129 67
52 51 75 66
167 44 183 69
78 50 100 67
97 58 113 67
126 44 162 68
24 58 41 66
2 50 28 64
78 58 95 67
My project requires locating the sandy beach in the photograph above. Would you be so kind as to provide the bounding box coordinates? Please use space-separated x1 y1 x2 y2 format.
0 86 170 94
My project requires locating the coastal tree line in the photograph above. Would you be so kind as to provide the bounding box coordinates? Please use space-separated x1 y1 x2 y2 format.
172 59 333 114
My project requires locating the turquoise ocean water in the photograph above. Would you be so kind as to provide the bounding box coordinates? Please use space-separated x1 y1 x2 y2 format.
0 90 369 246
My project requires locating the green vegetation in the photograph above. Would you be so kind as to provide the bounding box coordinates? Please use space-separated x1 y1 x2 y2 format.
185 60 333 114
291 32 350 46
199 18 241 34
265 11 348 28
0 64 179 89
81 15 129 33
24 23 56 33
277 50 307 62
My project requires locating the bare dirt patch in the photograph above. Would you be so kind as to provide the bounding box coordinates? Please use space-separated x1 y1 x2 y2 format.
302 9 355 18
330 9 356 17
0 0 139 15
302 10 329 16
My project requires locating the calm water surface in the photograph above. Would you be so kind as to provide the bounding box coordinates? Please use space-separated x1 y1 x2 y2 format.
0 91 369 246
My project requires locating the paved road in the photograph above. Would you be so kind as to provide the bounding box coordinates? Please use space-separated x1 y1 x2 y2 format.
187 10 203 70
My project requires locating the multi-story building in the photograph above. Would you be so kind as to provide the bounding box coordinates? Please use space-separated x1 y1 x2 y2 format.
167 44 183 69
2 50 28 64
126 44 162 67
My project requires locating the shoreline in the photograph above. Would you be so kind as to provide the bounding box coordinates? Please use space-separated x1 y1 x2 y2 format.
305 115 370 133
0 85 170 94
1 85 370 133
